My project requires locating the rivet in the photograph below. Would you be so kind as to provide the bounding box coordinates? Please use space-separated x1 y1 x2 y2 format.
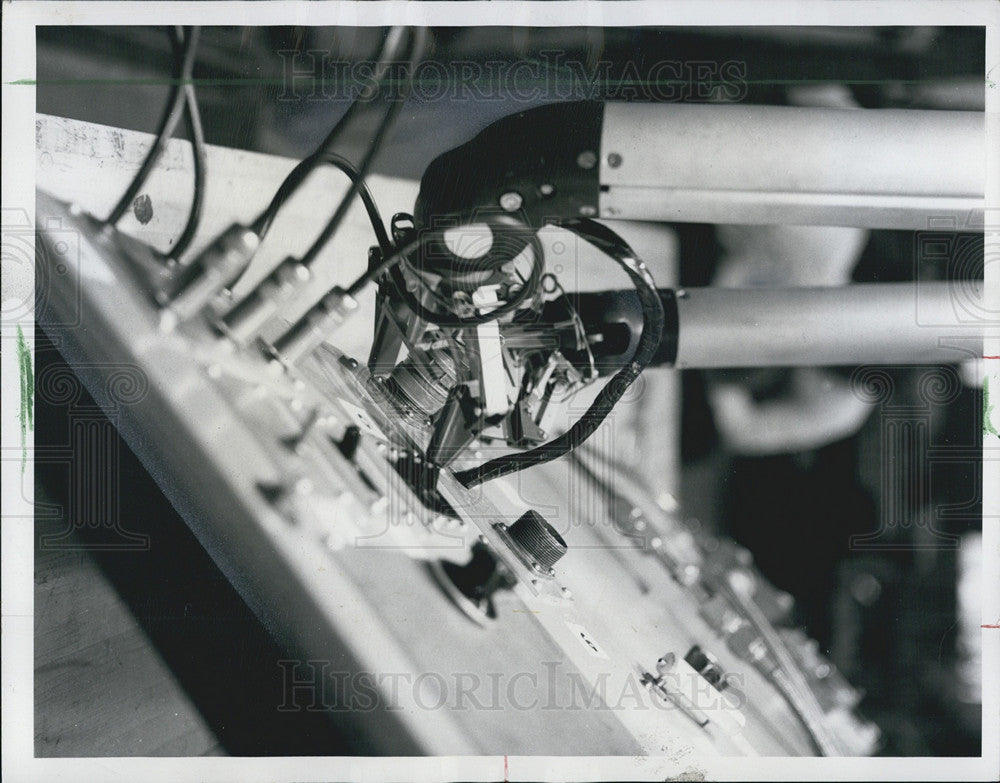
576 150 597 169
499 191 523 212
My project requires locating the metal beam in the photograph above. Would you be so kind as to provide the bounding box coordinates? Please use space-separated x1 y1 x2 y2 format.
600 103 984 230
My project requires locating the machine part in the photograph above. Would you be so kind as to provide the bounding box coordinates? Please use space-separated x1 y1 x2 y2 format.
424 384 483 467
429 542 518 625
640 654 711 730
670 282 983 368
573 281 983 370
216 256 312 345
469 286 509 418
410 101 601 284
453 219 664 488
383 346 459 419
35 187 883 755
685 645 728 691
415 101 982 233
497 510 568 576
414 101 604 230
267 286 359 365
391 216 547 327
599 102 983 229
576 287 679 374
161 223 260 329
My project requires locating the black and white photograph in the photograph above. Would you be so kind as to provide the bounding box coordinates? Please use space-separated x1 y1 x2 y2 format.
2 2 998 781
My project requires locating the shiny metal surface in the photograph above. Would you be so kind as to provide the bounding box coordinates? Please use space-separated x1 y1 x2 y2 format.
599 103 984 229
673 282 984 368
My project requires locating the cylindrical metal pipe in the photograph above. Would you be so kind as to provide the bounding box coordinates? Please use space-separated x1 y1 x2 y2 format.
673 281 982 368
600 103 984 229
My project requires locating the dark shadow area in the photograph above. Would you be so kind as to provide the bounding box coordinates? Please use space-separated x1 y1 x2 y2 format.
33 326 354 756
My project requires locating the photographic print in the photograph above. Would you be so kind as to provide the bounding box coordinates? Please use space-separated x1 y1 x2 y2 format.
2 2 998 781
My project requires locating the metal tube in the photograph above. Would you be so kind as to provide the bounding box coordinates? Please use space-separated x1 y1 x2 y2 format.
600 103 984 229
673 282 982 368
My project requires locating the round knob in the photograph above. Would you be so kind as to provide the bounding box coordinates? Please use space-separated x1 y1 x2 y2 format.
508 510 567 572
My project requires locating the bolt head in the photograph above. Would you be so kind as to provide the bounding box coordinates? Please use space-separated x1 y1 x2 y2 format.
578 205 597 217
499 191 523 212
576 150 597 169
607 152 623 168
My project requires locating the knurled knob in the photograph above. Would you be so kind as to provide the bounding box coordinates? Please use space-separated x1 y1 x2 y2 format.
508 510 567 572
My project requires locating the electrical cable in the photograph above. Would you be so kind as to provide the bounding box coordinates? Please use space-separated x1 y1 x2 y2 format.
452 219 665 487
325 154 392 255
105 26 200 227
251 27 412 240
299 26 429 268
169 26 207 261
386 231 545 328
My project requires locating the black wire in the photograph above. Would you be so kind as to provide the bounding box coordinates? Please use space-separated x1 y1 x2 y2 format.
299 27 428 267
250 151 322 238
105 26 200 226
452 219 666 488
345 239 411 297
325 154 392 254
169 27 207 261
250 27 412 239
386 230 546 328
224 153 391 323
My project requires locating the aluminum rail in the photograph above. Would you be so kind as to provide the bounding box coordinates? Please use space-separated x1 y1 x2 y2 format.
671 281 984 368
600 103 984 230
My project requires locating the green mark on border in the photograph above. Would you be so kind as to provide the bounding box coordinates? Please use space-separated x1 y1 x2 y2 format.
17 325 34 471
985 376 999 438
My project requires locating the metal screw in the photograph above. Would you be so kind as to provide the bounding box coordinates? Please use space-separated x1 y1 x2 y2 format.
576 150 597 169
499 191 523 212
578 205 597 217
539 183 555 197
607 152 623 168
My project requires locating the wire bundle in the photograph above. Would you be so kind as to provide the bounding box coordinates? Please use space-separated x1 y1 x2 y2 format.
105 26 206 262
453 219 666 488
250 26 426 267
